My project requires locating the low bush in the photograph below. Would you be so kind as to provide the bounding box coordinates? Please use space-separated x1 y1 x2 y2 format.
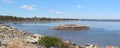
37 36 69 48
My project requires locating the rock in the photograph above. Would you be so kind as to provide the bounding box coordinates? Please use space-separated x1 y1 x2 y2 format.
5 38 38 48
26 34 43 43
50 24 89 30
0 24 33 46
63 40 83 48
105 46 118 48
84 44 99 48
33 34 43 38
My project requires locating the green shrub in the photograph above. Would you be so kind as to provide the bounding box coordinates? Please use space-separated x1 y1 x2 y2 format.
37 36 69 48
37 36 61 47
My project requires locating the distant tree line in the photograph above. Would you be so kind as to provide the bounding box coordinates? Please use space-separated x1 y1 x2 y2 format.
0 15 79 22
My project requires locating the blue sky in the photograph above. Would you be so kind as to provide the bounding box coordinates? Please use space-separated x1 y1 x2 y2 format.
0 0 120 19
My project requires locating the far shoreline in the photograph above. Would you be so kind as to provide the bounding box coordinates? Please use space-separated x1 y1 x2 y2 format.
1 15 120 23
0 15 79 22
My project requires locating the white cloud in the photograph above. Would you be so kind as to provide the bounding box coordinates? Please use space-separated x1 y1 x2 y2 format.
20 5 37 11
3 0 12 3
49 9 55 13
55 11 63 14
76 5 82 8
49 9 63 15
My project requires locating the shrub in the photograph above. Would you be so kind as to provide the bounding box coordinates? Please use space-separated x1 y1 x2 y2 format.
37 36 61 47
37 36 69 48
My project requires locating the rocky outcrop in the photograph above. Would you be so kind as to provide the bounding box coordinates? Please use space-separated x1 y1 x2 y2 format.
0 24 31 40
0 24 43 48
51 24 89 30
5 38 38 48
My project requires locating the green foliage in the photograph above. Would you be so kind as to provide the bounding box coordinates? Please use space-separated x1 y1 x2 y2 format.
37 36 69 48
37 36 61 47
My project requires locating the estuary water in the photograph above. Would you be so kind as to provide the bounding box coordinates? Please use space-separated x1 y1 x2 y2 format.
10 21 120 47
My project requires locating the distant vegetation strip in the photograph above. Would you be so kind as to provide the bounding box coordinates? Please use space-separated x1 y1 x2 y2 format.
0 15 79 22
80 19 120 22
1 15 120 22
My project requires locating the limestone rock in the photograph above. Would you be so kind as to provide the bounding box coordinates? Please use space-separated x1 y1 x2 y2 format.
26 34 44 43
6 38 38 48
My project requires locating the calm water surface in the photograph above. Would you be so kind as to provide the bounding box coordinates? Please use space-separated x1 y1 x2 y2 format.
10 21 120 47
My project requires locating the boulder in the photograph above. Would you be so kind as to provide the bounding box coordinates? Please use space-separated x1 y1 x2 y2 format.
26 34 43 43
105 46 118 48
84 44 99 48
5 38 37 48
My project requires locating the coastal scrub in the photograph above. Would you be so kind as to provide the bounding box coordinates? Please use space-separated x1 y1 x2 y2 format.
37 36 69 48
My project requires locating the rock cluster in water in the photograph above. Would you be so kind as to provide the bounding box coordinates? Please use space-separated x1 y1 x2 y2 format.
51 24 89 30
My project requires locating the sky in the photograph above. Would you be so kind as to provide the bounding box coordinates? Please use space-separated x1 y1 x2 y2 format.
0 0 120 19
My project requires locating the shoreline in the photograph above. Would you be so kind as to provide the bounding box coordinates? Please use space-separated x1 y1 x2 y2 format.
0 24 118 47
0 15 79 22
1 15 120 23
